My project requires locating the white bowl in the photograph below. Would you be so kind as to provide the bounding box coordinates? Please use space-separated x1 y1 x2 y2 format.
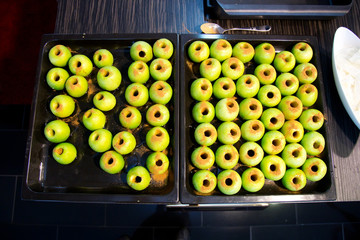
332 27 360 129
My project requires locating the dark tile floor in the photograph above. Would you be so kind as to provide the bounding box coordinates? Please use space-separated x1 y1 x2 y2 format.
1 104 360 240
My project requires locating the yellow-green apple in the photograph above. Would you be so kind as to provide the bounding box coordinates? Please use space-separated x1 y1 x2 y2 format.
254 63 277 85
191 146 215 170
49 94 75 118
217 121 241 145
281 143 307 168
127 166 151 191
149 80 173 105
97 65 122 91
146 126 170 151
44 119 70 143
149 58 172 81
192 169 217 194
194 122 217 146
65 75 88 98
301 131 325 156
88 129 112 153
296 83 318 107
241 167 265 192
221 57 244 80
215 98 239 122
146 151 169 174
282 169 306 191
292 42 313 63
260 155 286 181
213 77 236 99
153 38 174 59
52 142 77 165
254 42 275 64
93 49 114 68
48 44 72 67
199 58 221 81
125 83 149 107
192 101 215 123
299 109 324 131
82 108 106 131
260 108 285 130
302 157 327 181
68 54 93 77
130 41 153 63
257 84 281 107
239 141 264 166
261 130 286 155
217 169 242 195
215 144 239 170
128 60 150 84
239 97 263 120
293 62 317 84
277 96 303 120
232 41 254 63
210 39 232 62
146 104 170 127
112 131 136 155
275 73 299 96
273 51 296 73
46 67 69 90
93 91 116 111
236 74 260 98
281 120 304 143
119 106 142 129
190 78 213 101
100 150 125 174
240 119 265 142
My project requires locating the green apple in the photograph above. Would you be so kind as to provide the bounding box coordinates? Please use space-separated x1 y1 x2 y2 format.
217 121 241 145
82 108 106 131
65 75 88 98
192 169 217 194
241 167 265 192
221 57 244 80
146 104 170 127
149 58 172 81
190 78 213 101
192 101 215 123
293 62 318 84
240 119 265 142
146 151 170 175
130 41 153 63
281 143 307 168
277 96 303 120
44 119 70 143
213 77 236 99
254 63 277 85
302 157 327 182
49 94 75 118
239 97 263 120
125 83 149 107
88 129 112 153
112 131 136 155
215 144 239 170
52 142 77 165
254 42 275 64
215 98 239 122
119 106 142 129
261 130 286 155
282 168 306 191
191 146 215 170
100 150 125 174
299 109 324 131
301 131 325 156
292 42 313 63
68 54 93 77
199 58 221 81
149 80 173 105
153 38 174 59
296 83 318 107
273 51 296 73
257 84 281 108
187 40 210 63
281 120 304 143
46 67 69 90
194 122 217 146
93 91 116 111
236 74 260 98
232 41 254 63
275 73 299 96
260 108 285 130
128 60 150 84
217 169 242 195
210 39 232 62
127 166 151 191
93 49 114 68
97 65 122 91
239 141 264 166
260 155 286 181
48 44 72 67
146 126 170 151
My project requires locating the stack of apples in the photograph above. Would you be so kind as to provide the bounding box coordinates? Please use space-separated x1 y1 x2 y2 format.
187 39 327 195
43 38 174 192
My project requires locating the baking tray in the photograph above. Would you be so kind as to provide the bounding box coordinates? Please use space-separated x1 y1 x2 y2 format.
22 33 179 203
205 0 353 19
180 34 336 204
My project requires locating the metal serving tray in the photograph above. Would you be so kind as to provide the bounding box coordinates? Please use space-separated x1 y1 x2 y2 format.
205 0 353 19
180 34 336 204
22 34 179 203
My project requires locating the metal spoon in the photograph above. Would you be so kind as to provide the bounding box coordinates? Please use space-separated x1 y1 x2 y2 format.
201 22 271 34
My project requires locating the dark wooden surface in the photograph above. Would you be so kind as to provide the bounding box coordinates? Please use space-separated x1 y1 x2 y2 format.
55 0 360 201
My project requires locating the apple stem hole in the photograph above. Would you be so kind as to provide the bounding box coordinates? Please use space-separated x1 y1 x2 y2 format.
313 141 321 149
98 55 102 61
85 112 92 118
285 80 293 86
267 92 274 99
249 104 257 111
201 84 208 91
223 84 229 90
133 90 139 96
285 57 292 62
225 178 233 186
126 112 132 118
272 139 281 147
55 75 60 81
206 60 212 66
48 129 55 137
156 160 163 166
201 108 209 115
203 179 210 187
270 164 276 171
95 134 100 141
139 51 146 58
76 61 81 68
292 177 299 185
104 71 110 77
264 45 270 50
119 138 124 145
230 129 237 136
56 148 64 155
97 94 104 101
293 131 300 138
200 153 208 159
245 79 252 85
155 131 163 137
204 130 212 137
270 117 278 124
306 70 313 76
221 43 228 48
55 49 61 56
224 153 232 160
73 78 78 85
264 70 271 76
252 124 260 131
137 65 144 70
155 65 162 71
305 88 312 94
290 101 299 108
311 165 319 172
292 150 300 158
195 45 202 51
157 85 164 91
247 149 255 157
227 102 234 108
135 176 142 183
250 174 258 182
108 158 114 165
230 64 238 70
155 111 161 118
312 116 320 123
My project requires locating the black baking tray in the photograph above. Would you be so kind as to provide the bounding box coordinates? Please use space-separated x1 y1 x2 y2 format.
205 0 353 19
22 33 179 203
180 34 336 204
